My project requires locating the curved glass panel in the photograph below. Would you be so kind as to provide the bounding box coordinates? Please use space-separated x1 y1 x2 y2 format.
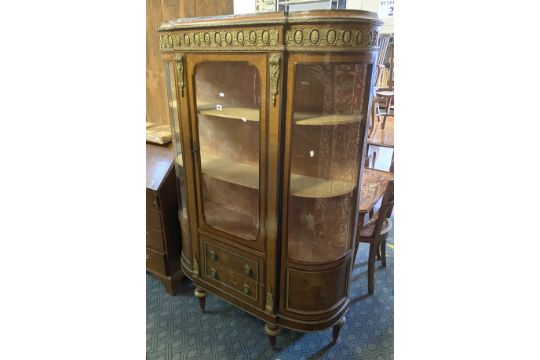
165 62 191 257
194 62 260 241
287 63 368 262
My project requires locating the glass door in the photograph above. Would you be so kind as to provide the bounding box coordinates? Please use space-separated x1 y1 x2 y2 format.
187 54 267 250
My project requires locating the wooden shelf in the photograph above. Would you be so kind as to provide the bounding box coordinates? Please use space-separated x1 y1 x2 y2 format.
294 113 361 126
177 154 355 198
177 153 259 189
199 107 260 122
169 100 216 111
290 173 355 198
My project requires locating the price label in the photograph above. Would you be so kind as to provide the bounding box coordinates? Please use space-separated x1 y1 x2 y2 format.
379 0 394 18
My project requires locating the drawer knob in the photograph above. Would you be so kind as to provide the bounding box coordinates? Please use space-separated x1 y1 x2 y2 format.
243 284 250 294
209 268 217 278
209 250 217 260
243 264 251 276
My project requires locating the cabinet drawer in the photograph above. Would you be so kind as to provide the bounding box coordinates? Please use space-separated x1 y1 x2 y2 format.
146 227 165 252
205 242 259 281
146 209 162 230
205 261 259 302
146 248 167 275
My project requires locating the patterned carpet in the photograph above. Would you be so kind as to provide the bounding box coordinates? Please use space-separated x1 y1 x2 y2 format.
147 231 394 360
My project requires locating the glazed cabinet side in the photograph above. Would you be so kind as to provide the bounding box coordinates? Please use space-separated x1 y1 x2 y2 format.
278 52 377 331
163 52 199 280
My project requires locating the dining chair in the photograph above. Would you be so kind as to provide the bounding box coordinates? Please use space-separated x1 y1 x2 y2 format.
354 180 394 294
368 34 392 138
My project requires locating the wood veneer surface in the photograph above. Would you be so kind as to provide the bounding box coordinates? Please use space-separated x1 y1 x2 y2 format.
146 143 175 190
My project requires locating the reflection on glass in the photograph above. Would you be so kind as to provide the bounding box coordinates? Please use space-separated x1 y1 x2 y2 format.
287 63 368 262
165 62 190 256
194 62 260 240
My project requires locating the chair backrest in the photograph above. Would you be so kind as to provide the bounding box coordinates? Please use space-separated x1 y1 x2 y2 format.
373 34 392 88
372 180 394 237
377 34 391 67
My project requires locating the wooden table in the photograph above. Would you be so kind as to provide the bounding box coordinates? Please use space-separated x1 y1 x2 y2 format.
358 168 394 226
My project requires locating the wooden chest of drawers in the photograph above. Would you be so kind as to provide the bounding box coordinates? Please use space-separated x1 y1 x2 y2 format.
146 143 183 294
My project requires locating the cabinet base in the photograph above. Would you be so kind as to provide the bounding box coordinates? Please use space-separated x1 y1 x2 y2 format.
147 268 183 295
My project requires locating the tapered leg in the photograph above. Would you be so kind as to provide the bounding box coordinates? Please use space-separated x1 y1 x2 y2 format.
264 323 281 348
368 101 377 138
382 96 392 129
353 241 360 264
194 287 207 313
331 317 346 344
368 239 380 294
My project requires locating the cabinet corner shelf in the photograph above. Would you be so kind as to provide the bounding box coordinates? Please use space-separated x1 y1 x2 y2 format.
176 154 355 198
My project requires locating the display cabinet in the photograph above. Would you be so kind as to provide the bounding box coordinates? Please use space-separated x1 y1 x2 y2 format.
159 10 381 346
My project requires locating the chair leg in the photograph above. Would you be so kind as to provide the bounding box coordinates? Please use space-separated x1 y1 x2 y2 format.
381 238 387 268
353 241 360 264
368 102 377 138
368 239 379 294
382 96 392 130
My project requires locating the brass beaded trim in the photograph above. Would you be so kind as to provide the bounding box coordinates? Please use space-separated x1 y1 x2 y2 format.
160 26 379 52
160 28 280 52
285 27 379 48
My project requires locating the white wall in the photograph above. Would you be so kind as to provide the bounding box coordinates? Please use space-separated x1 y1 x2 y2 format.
347 0 394 34
233 0 256 14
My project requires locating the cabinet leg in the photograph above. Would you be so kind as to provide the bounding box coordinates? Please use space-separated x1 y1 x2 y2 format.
331 316 346 344
264 323 281 349
194 287 207 313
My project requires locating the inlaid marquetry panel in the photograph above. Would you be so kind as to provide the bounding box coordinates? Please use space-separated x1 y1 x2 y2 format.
286 259 350 314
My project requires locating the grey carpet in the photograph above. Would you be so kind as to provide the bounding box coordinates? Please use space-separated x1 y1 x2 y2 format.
147 231 393 360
